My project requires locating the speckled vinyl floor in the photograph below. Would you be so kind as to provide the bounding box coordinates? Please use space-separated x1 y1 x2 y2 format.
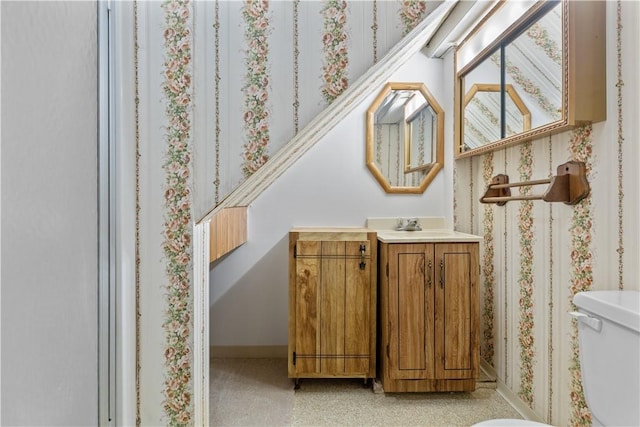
210 358 523 427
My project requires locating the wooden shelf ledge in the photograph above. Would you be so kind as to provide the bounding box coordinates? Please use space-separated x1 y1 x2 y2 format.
209 206 248 263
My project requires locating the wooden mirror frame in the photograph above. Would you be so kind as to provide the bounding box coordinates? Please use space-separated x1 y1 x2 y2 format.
454 0 606 159
366 82 444 194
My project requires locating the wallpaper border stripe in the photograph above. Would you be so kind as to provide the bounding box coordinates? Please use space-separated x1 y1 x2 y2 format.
161 0 194 424
470 159 474 233
400 0 428 36
489 53 559 119
547 135 554 423
482 152 495 366
134 1 141 425
527 20 562 65
214 0 221 204
616 0 625 290
293 0 300 134
241 0 271 178
372 0 378 64
321 0 350 105
517 141 535 407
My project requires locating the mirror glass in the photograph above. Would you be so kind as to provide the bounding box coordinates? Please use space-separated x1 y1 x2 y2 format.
366 83 443 194
405 103 438 172
456 1 564 157
463 84 531 150
504 4 562 127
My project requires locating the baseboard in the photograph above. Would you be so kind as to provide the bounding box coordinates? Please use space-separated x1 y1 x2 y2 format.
480 360 546 424
210 345 288 359
480 360 498 381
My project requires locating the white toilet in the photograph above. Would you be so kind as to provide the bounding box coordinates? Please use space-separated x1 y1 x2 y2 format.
571 290 640 426
473 290 640 427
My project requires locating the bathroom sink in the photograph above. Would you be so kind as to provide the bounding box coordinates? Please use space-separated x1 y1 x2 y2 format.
390 230 455 237
365 217 483 243
376 229 482 243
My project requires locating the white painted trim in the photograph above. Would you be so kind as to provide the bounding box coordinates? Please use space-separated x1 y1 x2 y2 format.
1 0 4 421
112 1 137 425
481 360 546 423
196 0 459 224
193 221 210 426
98 1 115 423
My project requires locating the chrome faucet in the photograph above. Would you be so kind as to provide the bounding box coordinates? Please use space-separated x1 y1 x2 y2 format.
395 218 422 231
406 218 422 231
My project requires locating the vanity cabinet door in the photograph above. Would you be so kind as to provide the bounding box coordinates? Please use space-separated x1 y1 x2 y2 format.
379 241 479 392
288 229 377 381
387 243 435 380
292 240 321 375
434 243 479 380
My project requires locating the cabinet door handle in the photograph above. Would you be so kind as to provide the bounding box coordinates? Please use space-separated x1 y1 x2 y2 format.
427 260 432 287
439 258 444 289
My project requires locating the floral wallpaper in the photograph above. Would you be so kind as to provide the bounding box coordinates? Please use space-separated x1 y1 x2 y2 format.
321 0 349 105
202 0 439 207
489 53 559 120
615 0 625 290
568 124 594 426
400 0 428 36
292 0 300 134
145 1 443 424
481 152 495 366
473 123 601 426
213 0 221 203
545 136 555 422
526 22 562 65
134 1 141 423
417 113 426 166
458 10 630 422
375 124 383 165
465 117 491 149
504 61 559 119
517 141 535 407
140 1 635 425
242 0 271 178
161 0 194 424
372 0 379 63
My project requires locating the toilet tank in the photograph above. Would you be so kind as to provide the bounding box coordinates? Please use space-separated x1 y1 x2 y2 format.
572 290 640 427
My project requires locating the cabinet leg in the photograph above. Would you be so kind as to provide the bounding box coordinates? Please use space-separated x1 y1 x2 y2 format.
293 378 300 390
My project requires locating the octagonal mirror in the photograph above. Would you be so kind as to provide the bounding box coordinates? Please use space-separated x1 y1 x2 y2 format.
366 82 444 194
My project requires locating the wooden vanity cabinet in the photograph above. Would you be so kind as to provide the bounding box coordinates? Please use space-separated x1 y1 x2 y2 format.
288 228 377 382
378 241 479 392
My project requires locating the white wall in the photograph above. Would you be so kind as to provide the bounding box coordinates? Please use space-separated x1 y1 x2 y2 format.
210 51 451 346
1 1 99 425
